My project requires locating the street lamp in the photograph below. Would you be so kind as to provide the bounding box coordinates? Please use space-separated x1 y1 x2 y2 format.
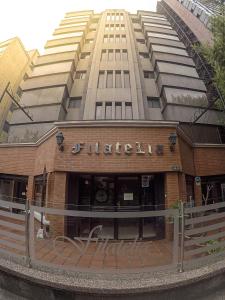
56 131 64 151
169 133 177 152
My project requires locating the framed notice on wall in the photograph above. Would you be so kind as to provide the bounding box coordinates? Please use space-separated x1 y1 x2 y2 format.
124 193 133 201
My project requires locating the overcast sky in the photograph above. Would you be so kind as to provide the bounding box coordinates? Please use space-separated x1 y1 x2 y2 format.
0 0 157 54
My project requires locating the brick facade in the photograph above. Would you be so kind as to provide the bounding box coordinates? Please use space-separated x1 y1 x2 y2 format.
0 124 224 238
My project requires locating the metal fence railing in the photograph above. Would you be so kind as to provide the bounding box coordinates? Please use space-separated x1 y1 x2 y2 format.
0 198 225 274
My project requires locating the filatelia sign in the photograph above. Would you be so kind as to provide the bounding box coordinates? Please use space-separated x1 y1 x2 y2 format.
72 142 164 155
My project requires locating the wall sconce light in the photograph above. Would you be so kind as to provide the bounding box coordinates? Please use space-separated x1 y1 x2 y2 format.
56 131 64 151
169 133 177 152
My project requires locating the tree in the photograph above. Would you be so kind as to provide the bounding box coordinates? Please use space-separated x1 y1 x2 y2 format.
198 6 225 114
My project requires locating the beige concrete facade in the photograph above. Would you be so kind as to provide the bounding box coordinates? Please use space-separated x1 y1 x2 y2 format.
0 38 38 142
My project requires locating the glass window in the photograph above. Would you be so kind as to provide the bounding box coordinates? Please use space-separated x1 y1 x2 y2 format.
147 32 179 41
120 13 124 21
111 13 115 21
144 71 154 79
125 102 133 119
142 15 166 21
16 87 23 97
121 24 125 30
101 50 107 61
122 49 128 60
80 52 90 59
139 52 149 59
95 102 103 119
116 13 120 21
115 34 120 43
106 71 113 88
124 71 130 88
121 35 126 43
109 35 114 43
75 71 86 79
144 22 172 29
52 32 83 40
115 24 120 31
137 39 145 44
115 71 122 88
115 102 122 119
103 35 108 43
86 39 93 44
3 121 9 133
106 14 111 21
105 102 112 119
44 44 79 54
115 49 121 60
108 49 114 61
68 97 82 108
110 24 114 31
105 24 110 31
59 22 87 28
147 97 161 108
98 71 105 88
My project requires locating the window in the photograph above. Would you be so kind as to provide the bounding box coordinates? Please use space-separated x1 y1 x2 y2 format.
124 71 130 88
105 102 112 119
115 71 122 88
139 52 149 59
106 71 113 88
116 13 120 21
9 103 17 112
108 49 114 61
115 102 122 119
115 49 121 60
144 71 154 79
80 52 90 59
106 13 111 21
120 14 124 21
115 24 120 31
121 24 125 30
16 87 23 97
45 44 79 55
75 71 86 79
115 35 120 43
23 73 29 80
122 49 128 60
96 102 103 119
68 97 82 108
101 50 107 61
147 97 161 108
125 103 133 119
137 39 145 44
103 35 108 43
121 35 126 43
109 35 114 43
98 71 105 88
105 24 110 31
3 121 9 133
86 39 93 44
110 24 114 31
134 28 142 32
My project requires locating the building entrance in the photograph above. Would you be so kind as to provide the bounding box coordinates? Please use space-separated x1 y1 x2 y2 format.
67 173 165 240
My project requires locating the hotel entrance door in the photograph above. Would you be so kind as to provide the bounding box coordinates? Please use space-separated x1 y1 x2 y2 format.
67 173 165 240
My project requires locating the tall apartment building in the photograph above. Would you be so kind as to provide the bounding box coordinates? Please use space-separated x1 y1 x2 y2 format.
0 9 224 240
0 38 38 142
